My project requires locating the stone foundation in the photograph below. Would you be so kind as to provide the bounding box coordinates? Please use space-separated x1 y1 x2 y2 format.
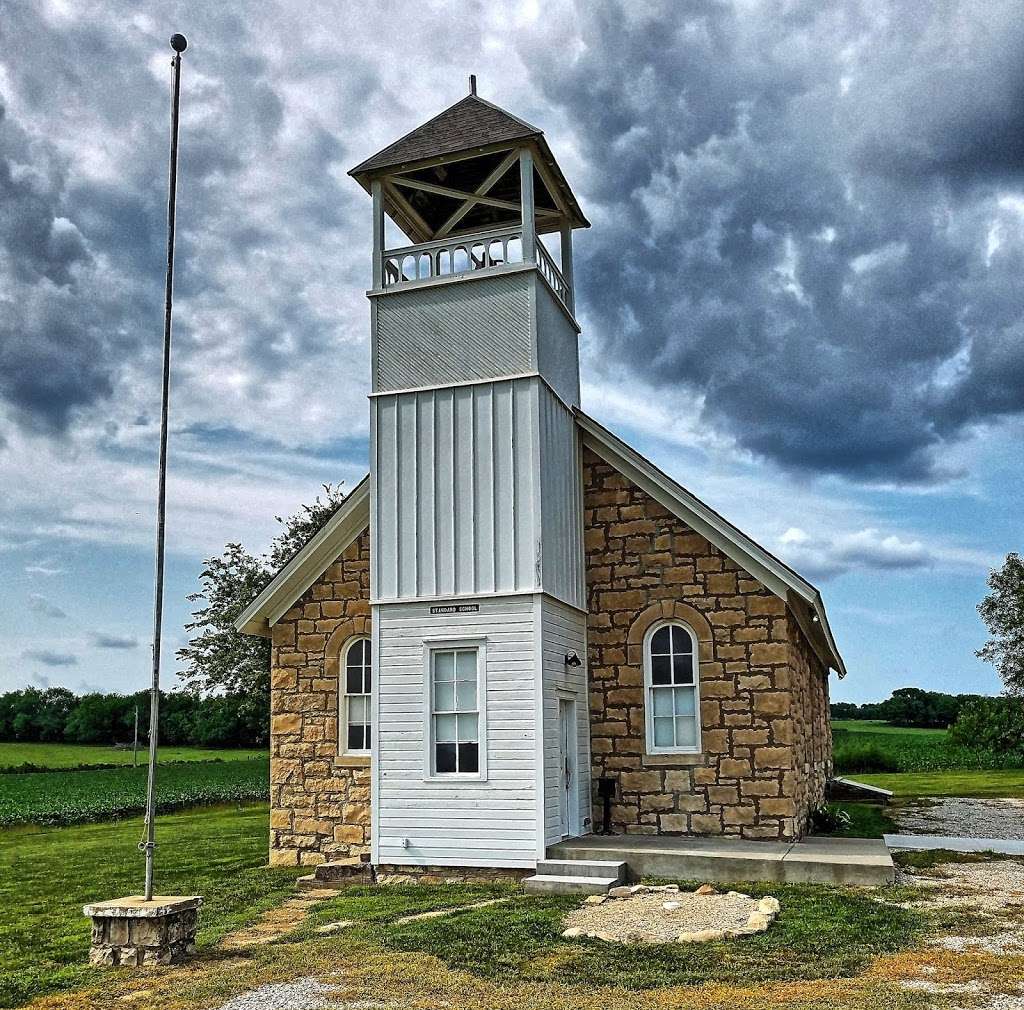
83 896 202 966
374 864 531 885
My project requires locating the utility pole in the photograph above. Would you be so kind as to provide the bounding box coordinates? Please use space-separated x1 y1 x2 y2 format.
142 32 187 904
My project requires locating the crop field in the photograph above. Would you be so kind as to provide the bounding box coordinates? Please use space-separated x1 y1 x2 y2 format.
0 741 266 772
831 720 946 738
0 758 269 827
831 720 1024 774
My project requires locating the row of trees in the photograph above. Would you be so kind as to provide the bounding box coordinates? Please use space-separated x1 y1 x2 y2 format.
830 687 983 729
0 686 265 748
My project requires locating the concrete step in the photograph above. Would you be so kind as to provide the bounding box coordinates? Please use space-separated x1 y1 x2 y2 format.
314 860 373 883
522 873 621 895
297 874 343 892
536 859 626 881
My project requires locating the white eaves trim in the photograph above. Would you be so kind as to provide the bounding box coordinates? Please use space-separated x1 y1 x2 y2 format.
575 410 847 678
234 475 371 638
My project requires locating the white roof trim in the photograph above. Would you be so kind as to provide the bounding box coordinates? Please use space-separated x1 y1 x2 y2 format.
234 476 371 638
575 410 846 677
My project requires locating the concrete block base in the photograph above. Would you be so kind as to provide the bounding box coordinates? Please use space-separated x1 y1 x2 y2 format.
83 895 203 966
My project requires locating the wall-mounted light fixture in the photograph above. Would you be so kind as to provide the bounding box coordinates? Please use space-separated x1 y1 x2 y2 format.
564 651 582 668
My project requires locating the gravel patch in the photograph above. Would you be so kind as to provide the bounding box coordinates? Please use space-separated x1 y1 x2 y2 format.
949 997 1024 1010
896 797 1024 839
900 859 1024 913
933 928 1024 955
215 977 335 1010
561 887 774 944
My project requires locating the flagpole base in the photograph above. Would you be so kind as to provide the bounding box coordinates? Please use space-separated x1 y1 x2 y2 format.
83 895 202 967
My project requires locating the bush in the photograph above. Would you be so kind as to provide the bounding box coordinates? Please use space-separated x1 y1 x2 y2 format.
810 803 852 833
950 696 1024 754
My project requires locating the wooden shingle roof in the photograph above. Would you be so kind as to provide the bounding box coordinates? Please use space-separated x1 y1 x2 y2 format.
350 94 541 177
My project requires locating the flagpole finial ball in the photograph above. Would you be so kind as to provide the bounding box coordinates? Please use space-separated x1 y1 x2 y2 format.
170 34 187 53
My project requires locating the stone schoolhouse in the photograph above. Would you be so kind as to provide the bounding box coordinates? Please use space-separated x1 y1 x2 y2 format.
236 88 843 877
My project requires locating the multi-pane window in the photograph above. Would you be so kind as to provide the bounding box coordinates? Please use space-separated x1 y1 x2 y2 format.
430 647 479 774
343 638 371 754
645 623 700 753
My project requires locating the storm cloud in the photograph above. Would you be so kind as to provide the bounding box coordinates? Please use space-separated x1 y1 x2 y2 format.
23 648 77 667
1 1 1023 488
90 632 139 650
522 1 1024 481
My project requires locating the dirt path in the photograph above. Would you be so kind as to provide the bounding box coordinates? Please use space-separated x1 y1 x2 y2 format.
218 893 327 951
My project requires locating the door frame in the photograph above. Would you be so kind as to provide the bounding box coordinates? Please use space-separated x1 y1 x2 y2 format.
557 695 579 840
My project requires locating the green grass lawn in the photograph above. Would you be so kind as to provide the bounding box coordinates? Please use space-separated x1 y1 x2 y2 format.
856 768 1024 798
0 758 269 826
0 741 266 771
369 881 924 989
0 803 301 1008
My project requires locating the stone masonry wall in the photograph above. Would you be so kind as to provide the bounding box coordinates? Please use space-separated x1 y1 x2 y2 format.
269 528 372 866
583 447 832 841
788 610 832 831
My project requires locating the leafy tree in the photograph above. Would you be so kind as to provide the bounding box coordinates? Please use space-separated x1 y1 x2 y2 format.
978 553 1024 694
950 696 1024 753
176 484 347 741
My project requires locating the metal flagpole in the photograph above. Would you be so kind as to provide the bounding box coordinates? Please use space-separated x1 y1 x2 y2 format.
142 32 187 903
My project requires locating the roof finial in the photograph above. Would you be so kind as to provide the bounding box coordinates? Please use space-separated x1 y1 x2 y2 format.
469 74 477 96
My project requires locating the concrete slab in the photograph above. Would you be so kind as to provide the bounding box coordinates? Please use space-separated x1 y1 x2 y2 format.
884 834 1024 857
782 836 896 885
549 833 894 886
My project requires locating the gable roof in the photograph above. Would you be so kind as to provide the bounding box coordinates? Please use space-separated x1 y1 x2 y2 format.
233 475 370 638
349 94 541 177
575 410 847 677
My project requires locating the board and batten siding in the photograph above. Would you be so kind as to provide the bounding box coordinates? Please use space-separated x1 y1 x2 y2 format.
372 596 540 868
537 386 585 611
539 595 591 847
372 376 585 610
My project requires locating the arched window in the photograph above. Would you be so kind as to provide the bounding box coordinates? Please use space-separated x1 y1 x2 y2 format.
341 638 371 755
643 621 700 754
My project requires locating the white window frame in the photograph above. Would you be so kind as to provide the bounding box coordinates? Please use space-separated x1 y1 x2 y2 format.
340 636 372 757
643 619 702 756
422 636 487 782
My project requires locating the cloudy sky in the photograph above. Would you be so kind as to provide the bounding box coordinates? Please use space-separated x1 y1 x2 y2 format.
1 0 1021 703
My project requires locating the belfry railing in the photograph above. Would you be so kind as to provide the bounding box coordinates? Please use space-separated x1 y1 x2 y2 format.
380 225 572 313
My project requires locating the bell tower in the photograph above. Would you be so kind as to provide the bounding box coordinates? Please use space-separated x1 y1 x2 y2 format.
350 85 591 868
350 84 589 603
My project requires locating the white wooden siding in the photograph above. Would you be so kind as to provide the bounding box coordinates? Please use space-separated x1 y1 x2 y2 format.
373 273 533 393
374 596 540 867
534 275 580 407
373 377 584 611
539 596 590 847
538 386 585 611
